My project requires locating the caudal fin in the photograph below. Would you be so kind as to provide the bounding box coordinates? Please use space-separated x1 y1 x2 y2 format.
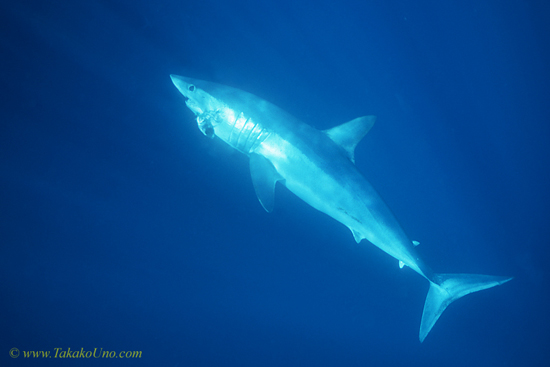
419 273 513 342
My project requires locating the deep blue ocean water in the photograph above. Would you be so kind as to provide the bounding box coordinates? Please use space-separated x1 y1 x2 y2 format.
1 0 549 366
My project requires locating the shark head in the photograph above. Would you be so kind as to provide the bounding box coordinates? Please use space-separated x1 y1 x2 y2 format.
170 74 227 138
170 75 271 154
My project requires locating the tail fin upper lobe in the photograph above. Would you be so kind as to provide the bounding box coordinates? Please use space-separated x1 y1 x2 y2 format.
419 273 513 342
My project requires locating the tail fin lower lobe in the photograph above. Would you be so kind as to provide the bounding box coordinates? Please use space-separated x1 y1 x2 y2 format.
419 273 513 342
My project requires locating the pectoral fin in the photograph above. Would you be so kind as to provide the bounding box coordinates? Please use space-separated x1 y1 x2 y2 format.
249 154 284 212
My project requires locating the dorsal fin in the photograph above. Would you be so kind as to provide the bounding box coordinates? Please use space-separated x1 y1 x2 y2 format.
323 116 376 163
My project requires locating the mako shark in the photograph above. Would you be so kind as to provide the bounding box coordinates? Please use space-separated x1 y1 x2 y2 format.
170 74 512 342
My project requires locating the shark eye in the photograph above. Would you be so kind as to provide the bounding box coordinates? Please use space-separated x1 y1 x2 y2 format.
188 85 195 92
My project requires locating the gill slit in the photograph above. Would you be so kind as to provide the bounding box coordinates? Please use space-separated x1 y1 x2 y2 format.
237 118 256 151
227 111 239 145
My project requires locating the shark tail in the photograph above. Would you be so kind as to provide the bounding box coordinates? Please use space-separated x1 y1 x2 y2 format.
419 273 513 342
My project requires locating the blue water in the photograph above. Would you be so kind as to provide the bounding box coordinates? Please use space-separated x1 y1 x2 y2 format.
1 0 549 366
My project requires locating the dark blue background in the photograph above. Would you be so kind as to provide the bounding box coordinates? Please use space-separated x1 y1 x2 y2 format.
1 0 549 366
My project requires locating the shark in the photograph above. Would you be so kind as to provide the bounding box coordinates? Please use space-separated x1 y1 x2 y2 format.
170 74 512 342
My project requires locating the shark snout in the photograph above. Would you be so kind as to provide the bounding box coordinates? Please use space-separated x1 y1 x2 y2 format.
170 74 195 99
